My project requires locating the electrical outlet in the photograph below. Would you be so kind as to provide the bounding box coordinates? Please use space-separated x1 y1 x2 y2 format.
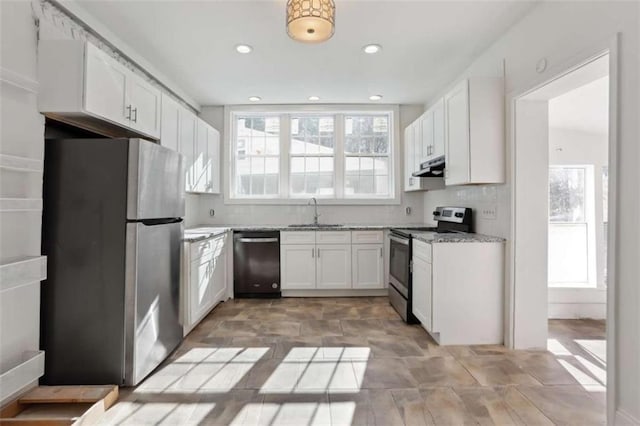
480 205 497 220
209 209 215 217
405 206 412 215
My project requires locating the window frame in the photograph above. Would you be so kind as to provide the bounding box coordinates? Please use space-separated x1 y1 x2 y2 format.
225 104 401 205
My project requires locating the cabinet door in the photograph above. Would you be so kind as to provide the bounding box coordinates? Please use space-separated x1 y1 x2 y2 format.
352 244 384 289
189 256 215 324
412 121 422 177
210 235 227 303
432 98 446 159
411 256 432 331
281 244 316 289
160 94 180 151
193 120 209 192
444 79 470 185
180 110 197 192
404 125 416 191
316 245 352 289
420 111 434 163
128 73 161 138
84 44 128 126
207 127 221 194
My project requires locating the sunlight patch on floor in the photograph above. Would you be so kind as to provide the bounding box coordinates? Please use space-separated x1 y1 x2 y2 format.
261 347 370 394
134 347 270 394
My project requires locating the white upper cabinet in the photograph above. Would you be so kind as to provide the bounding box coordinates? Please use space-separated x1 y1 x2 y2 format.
420 110 434 164
444 78 504 186
127 72 161 138
84 44 128 128
432 99 446 159
38 40 160 139
160 94 180 152
180 110 197 191
207 127 221 194
404 115 446 193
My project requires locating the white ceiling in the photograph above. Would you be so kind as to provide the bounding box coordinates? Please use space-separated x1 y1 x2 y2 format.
70 0 537 106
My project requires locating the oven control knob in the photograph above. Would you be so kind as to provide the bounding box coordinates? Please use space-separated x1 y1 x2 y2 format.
455 212 464 218
272 283 279 289
433 211 440 216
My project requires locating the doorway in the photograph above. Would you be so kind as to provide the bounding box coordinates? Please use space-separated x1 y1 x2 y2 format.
510 46 616 421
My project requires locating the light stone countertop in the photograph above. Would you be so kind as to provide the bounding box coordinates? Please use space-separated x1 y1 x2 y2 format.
183 224 429 242
184 224 505 243
411 231 506 244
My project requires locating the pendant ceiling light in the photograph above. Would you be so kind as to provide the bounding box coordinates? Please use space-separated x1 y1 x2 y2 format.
287 0 336 43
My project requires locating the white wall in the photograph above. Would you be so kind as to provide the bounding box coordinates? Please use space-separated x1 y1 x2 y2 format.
189 104 427 226
421 1 639 422
0 0 46 405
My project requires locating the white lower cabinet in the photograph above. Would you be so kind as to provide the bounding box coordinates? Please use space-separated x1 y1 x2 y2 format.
182 232 229 335
352 244 384 289
316 245 351 289
280 230 384 291
280 244 316 289
411 239 504 345
411 254 432 330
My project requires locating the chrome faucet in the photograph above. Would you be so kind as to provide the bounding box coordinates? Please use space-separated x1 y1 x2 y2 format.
308 197 320 225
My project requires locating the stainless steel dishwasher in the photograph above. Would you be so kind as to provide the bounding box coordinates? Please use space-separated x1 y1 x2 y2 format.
233 231 281 298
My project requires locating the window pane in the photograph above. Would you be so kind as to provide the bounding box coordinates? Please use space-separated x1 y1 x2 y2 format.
359 175 375 194
375 176 389 195
549 224 589 284
291 116 334 155
374 157 389 176
234 115 280 198
360 157 374 175
549 168 586 222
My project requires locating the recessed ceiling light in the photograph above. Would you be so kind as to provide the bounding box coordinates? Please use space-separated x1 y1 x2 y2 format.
308 96 320 101
363 44 382 54
248 96 262 102
369 95 383 101
235 44 253 54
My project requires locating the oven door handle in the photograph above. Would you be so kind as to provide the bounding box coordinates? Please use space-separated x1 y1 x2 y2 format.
389 235 410 246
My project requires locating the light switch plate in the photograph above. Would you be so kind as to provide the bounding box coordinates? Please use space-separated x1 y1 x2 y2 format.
480 205 497 220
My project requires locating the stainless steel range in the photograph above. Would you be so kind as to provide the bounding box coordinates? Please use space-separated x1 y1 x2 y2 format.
388 207 472 323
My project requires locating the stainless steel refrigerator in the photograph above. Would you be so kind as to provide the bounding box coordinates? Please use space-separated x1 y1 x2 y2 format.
41 138 184 386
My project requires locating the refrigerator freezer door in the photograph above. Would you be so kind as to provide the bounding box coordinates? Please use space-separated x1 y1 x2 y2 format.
124 221 183 385
127 139 185 220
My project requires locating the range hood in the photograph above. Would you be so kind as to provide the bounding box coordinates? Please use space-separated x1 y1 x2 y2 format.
412 155 445 178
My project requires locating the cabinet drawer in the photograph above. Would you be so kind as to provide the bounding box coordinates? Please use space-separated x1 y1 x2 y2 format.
281 231 315 245
316 231 351 245
413 240 432 263
352 230 383 244
189 234 225 262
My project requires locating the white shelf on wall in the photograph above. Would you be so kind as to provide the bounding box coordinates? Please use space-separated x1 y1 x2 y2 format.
0 256 47 293
0 154 43 173
0 198 43 213
0 351 45 404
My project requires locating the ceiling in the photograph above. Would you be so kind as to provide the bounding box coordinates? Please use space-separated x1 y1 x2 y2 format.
549 76 609 136
70 0 537 106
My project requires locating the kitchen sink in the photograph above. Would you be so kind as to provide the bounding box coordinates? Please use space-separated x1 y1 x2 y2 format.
288 224 343 228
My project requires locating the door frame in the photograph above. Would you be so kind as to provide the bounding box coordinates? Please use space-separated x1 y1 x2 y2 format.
506 34 619 424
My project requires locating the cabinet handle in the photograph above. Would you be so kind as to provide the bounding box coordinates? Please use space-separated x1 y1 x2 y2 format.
125 105 132 120
380 247 383 257
317 248 320 258
132 108 138 123
312 248 314 258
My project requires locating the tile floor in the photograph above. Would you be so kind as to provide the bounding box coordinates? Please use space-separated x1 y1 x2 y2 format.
101 297 607 425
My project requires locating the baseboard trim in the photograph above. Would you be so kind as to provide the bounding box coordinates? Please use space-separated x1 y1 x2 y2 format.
615 408 640 425
282 289 388 298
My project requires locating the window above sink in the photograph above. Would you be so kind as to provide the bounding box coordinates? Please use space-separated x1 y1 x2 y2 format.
225 105 401 206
